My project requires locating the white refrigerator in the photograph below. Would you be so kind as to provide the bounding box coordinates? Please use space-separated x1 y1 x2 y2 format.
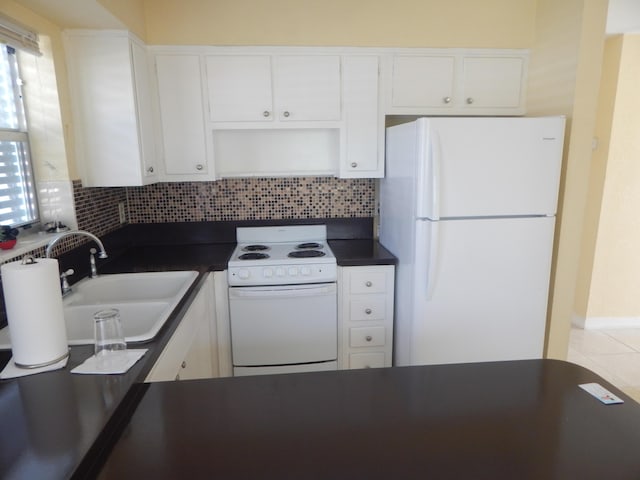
379 116 565 366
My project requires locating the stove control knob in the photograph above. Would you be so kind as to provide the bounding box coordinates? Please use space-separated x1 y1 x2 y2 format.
263 268 273 278
238 269 250 280
276 268 285 277
301 267 311 276
288 267 298 276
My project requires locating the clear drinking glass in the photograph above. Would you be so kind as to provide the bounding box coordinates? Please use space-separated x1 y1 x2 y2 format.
94 308 127 361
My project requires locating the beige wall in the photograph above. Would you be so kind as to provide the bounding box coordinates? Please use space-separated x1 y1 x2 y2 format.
527 0 608 358
143 0 536 47
579 34 640 320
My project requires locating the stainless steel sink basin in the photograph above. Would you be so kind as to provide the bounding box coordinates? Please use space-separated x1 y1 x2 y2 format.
0 270 199 348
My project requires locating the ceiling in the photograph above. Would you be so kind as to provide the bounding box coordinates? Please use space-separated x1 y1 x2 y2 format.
607 0 640 34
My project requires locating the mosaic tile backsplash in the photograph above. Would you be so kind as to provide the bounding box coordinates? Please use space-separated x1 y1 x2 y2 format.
125 177 376 222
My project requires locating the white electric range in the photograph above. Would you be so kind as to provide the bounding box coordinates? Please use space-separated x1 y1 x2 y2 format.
227 225 338 377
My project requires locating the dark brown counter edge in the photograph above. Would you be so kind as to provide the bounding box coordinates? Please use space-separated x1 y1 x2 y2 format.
0 217 396 480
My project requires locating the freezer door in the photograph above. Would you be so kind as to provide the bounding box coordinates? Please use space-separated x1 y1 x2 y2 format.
406 216 555 366
415 116 565 219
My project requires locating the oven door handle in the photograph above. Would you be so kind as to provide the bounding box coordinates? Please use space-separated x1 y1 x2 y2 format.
229 284 336 298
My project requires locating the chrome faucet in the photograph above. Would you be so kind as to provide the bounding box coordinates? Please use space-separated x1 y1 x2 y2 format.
45 229 108 259
89 248 98 278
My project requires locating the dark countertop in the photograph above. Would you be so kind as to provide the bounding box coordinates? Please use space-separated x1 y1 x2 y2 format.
329 239 397 266
0 221 395 480
97 360 640 480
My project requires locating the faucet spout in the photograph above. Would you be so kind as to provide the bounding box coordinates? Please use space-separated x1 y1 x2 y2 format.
45 230 108 259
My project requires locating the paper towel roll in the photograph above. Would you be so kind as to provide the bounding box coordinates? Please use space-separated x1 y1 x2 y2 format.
1 258 68 367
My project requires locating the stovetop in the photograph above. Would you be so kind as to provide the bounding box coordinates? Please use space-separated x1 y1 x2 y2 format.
228 225 337 286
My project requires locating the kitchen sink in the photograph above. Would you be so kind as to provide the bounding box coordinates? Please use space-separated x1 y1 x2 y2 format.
0 270 199 348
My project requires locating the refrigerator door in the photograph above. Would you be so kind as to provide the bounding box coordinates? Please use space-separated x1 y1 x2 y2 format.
404 216 555 366
415 116 565 219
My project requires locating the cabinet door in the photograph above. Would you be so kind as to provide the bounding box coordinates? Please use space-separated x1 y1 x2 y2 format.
391 55 455 108
274 55 341 121
341 55 381 177
130 41 158 182
461 56 524 108
206 55 273 122
155 54 212 179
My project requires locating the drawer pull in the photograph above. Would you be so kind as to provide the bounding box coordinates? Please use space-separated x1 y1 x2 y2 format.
365 308 372 315
175 374 180 381
181 361 187 369
365 281 373 287
365 335 373 342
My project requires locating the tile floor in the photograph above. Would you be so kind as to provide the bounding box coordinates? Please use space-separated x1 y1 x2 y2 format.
567 326 640 403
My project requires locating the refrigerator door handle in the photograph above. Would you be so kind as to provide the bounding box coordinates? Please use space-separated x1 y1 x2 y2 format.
431 129 442 221
424 221 440 300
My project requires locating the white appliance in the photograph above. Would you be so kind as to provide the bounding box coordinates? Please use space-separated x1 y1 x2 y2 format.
379 116 565 366
228 225 338 376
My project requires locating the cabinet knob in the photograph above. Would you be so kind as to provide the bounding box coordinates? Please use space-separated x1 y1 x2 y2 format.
147 166 154 173
351 162 358 168
365 335 373 342
175 374 180 381
263 110 270 117
365 281 372 287
365 308 372 315
181 361 187 369
443 96 452 104
283 111 290 118
196 164 204 171
466 97 474 104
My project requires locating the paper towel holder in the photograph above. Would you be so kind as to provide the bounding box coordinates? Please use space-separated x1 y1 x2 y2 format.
22 255 37 265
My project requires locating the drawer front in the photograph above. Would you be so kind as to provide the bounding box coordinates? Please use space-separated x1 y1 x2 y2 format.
349 270 387 294
350 326 386 347
349 352 385 369
349 297 386 321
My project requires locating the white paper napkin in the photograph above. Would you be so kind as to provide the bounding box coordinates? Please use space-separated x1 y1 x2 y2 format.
0 355 69 380
71 349 148 375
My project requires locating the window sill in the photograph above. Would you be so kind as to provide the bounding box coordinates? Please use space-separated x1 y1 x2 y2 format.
0 231 60 264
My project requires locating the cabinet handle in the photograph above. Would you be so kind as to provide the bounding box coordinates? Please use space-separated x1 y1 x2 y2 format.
365 281 372 287
365 335 373 342
466 97 474 104
365 308 372 315
443 96 452 104
351 162 358 168
196 164 204 171
147 166 154 173
283 111 290 118
181 361 187 369
263 110 270 117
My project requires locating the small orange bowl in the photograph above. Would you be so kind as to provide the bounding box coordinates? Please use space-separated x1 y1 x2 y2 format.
0 239 17 250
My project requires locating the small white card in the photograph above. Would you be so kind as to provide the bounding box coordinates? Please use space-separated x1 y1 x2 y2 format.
579 382 624 404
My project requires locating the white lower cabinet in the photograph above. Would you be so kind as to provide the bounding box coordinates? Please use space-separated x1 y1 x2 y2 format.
338 265 395 369
145 273 216 382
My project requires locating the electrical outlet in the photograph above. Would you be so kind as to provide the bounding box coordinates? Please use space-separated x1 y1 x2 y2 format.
118 202 126 224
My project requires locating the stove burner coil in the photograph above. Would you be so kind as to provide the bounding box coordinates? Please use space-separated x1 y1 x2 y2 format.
242 244 270 252
296 242 323 250
239 252 270 260
288 250 326 258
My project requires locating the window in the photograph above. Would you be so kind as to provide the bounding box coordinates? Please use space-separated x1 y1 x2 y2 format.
0 43 38 227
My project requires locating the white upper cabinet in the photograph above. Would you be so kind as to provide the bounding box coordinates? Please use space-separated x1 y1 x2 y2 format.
385 50 527 115
341 55 383 177
205 54 341 124
391 55 456 109
206 55 273 122
64 30 159 187
155 54 214 181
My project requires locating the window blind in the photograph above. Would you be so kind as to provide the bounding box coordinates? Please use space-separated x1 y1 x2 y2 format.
0 13 40 56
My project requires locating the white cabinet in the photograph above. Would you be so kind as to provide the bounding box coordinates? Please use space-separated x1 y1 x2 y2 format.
146 274 215 382
205 54 341 124
154 54 214 181
338 265 395 369
386 51 527 115
64 30 159 186
341 56 383 178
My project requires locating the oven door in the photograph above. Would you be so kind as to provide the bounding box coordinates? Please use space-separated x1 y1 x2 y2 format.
229 283 337 367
